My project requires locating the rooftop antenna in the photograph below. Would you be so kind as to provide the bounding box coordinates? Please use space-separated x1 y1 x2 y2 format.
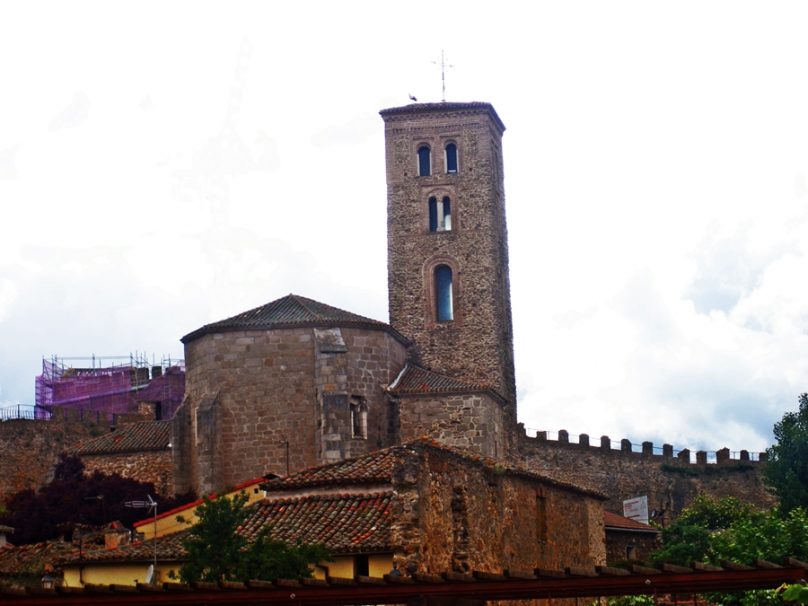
125 495 158 583
432 49 454 102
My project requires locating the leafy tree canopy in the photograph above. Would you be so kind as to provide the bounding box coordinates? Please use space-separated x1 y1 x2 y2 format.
651 496 808 606
178 492 330 584
0 454 195 545
766 393 808 513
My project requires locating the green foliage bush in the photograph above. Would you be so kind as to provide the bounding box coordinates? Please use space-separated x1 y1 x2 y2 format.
177 492 330 584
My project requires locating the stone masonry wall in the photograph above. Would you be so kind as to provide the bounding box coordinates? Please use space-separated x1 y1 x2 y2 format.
82 451 173 496
517 430 776 521
178 325 408 495
396 393 508 460
383 104 517 418
0 418 99 502
181 327 317 494
389 444 605 577
315 328 408 463
605 529 660 566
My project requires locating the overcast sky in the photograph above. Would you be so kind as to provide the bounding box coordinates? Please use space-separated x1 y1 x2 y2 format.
1 1 807 455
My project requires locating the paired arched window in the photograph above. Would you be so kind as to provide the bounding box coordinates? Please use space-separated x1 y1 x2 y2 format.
434 265 454 322
428 196 452 232
445 143 458 173
417 145 431 177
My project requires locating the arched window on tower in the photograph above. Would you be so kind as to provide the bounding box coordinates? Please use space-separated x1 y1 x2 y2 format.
445 143 458 173
434 265 454 322
417 145 431 177
428 196 452 232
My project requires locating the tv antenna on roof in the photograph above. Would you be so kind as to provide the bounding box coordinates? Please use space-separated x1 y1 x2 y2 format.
125 494 158 583
432 49 454 102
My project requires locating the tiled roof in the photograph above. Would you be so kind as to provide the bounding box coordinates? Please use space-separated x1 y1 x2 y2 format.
74 421 171 455
387 363 501 399
63 531 188 565
66 492 394 565
182 294 408 345
265 448 398 490
603 511 660 533
241 493 393 554
266 440 606 500
0 540 75 575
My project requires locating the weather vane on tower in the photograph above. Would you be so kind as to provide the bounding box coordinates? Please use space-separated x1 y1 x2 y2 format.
432 50 454 102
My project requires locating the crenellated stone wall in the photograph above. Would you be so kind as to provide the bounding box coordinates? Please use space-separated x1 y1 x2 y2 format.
515 427 776 520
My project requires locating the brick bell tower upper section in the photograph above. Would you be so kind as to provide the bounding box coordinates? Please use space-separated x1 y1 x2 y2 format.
380 102 517 420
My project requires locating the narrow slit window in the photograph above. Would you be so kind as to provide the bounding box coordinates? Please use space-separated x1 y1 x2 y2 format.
418 146 431 177
350 397 367 439
435 265 454 322
428 196 452 232
445 143 458 173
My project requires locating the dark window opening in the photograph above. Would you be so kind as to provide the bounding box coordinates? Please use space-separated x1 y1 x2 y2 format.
435 265 454 322
418 146 431 177
445 143 458 173
355 554 370 577
428 196 452 232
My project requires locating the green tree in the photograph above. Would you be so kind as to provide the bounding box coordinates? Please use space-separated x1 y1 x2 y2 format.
651 495 754 566
650 496 808 606
766 393 808 512
178 492 330 584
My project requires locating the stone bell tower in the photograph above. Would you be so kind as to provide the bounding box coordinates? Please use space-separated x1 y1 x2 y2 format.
380 102 516 419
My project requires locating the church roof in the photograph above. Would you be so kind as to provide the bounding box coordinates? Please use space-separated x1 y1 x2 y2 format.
379 101 506 133
387 362 504 401
74 420 171 455
181 294 409 345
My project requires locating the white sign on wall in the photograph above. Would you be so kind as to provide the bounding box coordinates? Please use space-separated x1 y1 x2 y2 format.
623 495 649 525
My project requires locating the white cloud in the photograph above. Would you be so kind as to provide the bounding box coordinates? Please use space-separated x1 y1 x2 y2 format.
2 0 808 457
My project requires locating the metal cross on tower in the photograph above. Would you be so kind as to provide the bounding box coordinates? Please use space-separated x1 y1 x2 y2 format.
432 50 454 102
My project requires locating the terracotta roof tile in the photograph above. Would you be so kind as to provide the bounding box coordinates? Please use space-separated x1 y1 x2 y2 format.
181 294 408 344
265 448 398 490
604 511 659 533
64 531 188 565
74 421 171 455
67 492 394 565
0 541 75 575
240 493 394 553
387 363 496 396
